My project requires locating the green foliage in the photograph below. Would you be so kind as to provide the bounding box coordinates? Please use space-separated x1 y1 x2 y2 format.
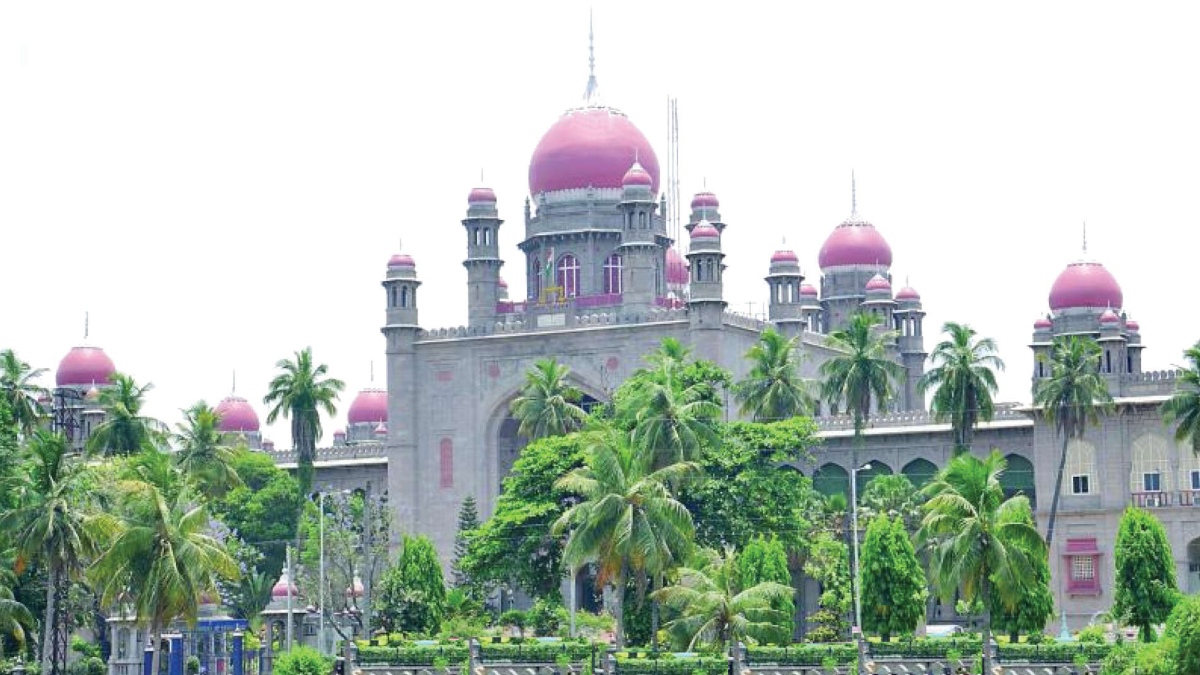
1112 507 1179 641
510 358 587 441
917 322 1005 450
461 434 588 599
1166 593 1200 675
499 610 528 637
681 418 820 555
614 656 729 675
273 646 333 675
988 503 1054 641
1161 341 1200 453
528 598 566 636
745 645 857 665
734 328 817 422
737 536 794 637
185 655 200 675
262 347 345 494
451 496 480 591
819 313 903 436
66 657 105 675
860 515 926 640
70 636 100 659
355 644 468 666
376 535 447 636
802 533 850 642
858 474 924 531
1077 624 1107 644
211 450 301 583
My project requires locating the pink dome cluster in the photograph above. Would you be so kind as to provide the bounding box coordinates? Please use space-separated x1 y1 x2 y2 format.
1048 260 1123 311
56 346 116 387
690 191 719 210
215 395 260 433
690 221 720 240
819 220 893 269
665 247 689 288
528 108 659 195
348 388 388 425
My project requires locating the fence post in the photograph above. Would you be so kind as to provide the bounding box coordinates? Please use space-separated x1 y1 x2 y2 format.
469 639 481 675
604 648 616 675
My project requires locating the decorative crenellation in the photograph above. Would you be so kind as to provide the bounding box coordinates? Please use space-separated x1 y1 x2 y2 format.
722 310 767 331
263 443 387 464
1122 369 1181 383
815 406 1030 431
415 307 690 341
536 186 624 205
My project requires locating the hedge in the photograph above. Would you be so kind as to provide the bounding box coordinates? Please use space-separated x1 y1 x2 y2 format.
746 644 858 666
355 645 469 666
613 656 729 675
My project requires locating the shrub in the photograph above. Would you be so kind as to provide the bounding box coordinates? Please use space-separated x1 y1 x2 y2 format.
274 646 333 675
67 657 105 675
1166 594 1200 675
529 599 565 637
1078 624 1108 644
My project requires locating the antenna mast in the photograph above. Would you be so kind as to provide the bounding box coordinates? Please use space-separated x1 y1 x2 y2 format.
666 97 682 249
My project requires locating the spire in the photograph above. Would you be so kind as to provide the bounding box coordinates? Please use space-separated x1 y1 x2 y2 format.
83 311 89 341
370 361 375 383
583 10 600 105
232 370 236 395
1082 221 1088 255
851 170 858 218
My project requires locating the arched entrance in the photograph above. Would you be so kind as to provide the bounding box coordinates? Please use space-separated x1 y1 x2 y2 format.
814 463 849 498
856 461 892 498
901 458 938 489
1001 454 1036 508
1188 538 1200 594
495 391 603 486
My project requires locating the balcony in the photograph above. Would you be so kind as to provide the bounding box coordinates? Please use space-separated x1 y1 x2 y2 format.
1132 491 1173 508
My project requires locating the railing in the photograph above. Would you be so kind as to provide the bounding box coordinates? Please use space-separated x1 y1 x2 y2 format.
1132 491 1173 508
815 407 1029 431
1182 489 1200 506
577 293 623 309
497 300 529 315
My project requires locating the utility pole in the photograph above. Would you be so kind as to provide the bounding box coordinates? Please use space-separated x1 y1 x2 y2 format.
361 482 374 635
285 546 294 652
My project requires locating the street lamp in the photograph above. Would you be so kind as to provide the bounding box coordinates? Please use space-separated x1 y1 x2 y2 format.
850 462 872 675
318 489 349 656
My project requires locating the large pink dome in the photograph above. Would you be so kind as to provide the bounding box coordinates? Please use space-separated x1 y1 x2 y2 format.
529 108 659 195
818 220 893 269
665 247 689 288
56 346 116 387
215 395 260 433
347 388 388 425
1048 260 1123 311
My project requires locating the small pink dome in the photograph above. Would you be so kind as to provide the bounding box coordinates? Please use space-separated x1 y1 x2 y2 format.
896 286 920 301
271 577 298 598
56 346 116 387
85 386 101 401
770 249 799 264
1126 320 1140 331
621 161 653 187
215 395 260 433
818 220 893 269
528 107 659 194
800 283 819 297
333 428 346 437
690 221 720 240
690 191 719 210
1034 317 1053 330
468 187 497 204
388 253 415 269
347 388 388 425
1048 260 1123 311
665 247 689 288
345 579 364 598
373 422 388 437
865 273 892 292
498 277 509 289
1099 308 1120 324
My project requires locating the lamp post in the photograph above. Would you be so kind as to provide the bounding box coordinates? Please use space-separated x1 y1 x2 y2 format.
850 462 872 675
319 492 326 655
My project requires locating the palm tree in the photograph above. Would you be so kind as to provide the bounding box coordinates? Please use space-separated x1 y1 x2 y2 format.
1032 336 1114 546
0 349 48 438
859 474 925 532
653 547 792 652
917 322 1005 451
820 313 903 439
1161 341 1200 454
1 431 110 675
0 552 35 659
734 328 817 422
626 360 722 471
92 476 237 675
509 358 587 441
552 426 697 648
263 347 345 495
917 451 1046 675
87 373 163 456
173 401 243 498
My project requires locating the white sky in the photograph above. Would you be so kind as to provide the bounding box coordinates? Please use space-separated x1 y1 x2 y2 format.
3 1 1197 446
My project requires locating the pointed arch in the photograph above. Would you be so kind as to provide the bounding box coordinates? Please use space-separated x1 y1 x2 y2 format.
1131 434 1172 494
901 458 938 489
1000 453 1036 507
813 463 849 498
857 461 892 498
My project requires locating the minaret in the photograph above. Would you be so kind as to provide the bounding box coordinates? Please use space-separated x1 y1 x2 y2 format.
381 249 421 534
687 188 724 233
894 282 927 412
462 185 504 329
616 159 662 316
765 245 804 337
686 220 726 362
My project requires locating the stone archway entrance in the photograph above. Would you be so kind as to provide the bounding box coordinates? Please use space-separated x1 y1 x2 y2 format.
495 393 603 487
1188 538 1200 594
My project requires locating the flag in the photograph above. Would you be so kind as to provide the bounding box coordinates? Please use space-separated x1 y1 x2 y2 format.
543 247 555 285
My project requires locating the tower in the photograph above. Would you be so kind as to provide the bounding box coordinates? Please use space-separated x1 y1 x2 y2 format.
765 247 804 337
894 283 927 412
616 160 663 315
381 250 421 533
462 186 504 329
686 220 726 361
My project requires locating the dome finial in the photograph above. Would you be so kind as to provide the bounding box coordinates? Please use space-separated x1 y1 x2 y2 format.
1082 220 1088 255
851 170 858 218
232 370 236 395
370 361 374 383
84 311 89 341
583 9 600 105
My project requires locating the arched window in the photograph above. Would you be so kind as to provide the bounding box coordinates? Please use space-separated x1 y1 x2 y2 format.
400 286 408 308
1132 435 1172 494
1066 439 1096 495
440 438 454 489
603 254 623 294
484 227 491 245
901 458 938 489
557 254 580 298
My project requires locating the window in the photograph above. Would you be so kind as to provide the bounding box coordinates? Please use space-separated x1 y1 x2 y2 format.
1065 538 1101 594
1072 556 1095 583
1072 474 1091 495
1131 435 1171 494
603 254 623 294
556 254 580 298
1191 470 1200 491
400 286 408 308
1144 472 1162 492
439 439 454 489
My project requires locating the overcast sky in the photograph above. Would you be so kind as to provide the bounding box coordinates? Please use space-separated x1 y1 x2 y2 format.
3 1 1197 445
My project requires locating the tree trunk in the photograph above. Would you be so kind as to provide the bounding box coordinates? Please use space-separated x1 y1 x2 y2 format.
980 577 993 675
41 564 57 675
1045 433 1070 547
650 573 659 652
612 567 626 649
150 621 163 675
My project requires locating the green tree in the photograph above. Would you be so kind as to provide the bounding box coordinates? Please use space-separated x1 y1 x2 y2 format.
623 357 722 470
173 401 243 498
451 496 480 591
917 322 1005 451
263 347 345 495
1112 507 1179 641
1161 341 1200 454
376 535 447 635
1033 335 1114 546
210 451 301 584
654 547 792 652
0 349 48 438
734 328 816 422
510 358 587 441
802 532 851 643
1166 593 1200 675
860 515 926 641
859 474 924 532
552 426 697 648
87 373 163 457
0 557 34 659
1 431 108 675
917 450 1046 675
736 536 794 638
820 312 903 440
0 398 19 505
987 500 1054 641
